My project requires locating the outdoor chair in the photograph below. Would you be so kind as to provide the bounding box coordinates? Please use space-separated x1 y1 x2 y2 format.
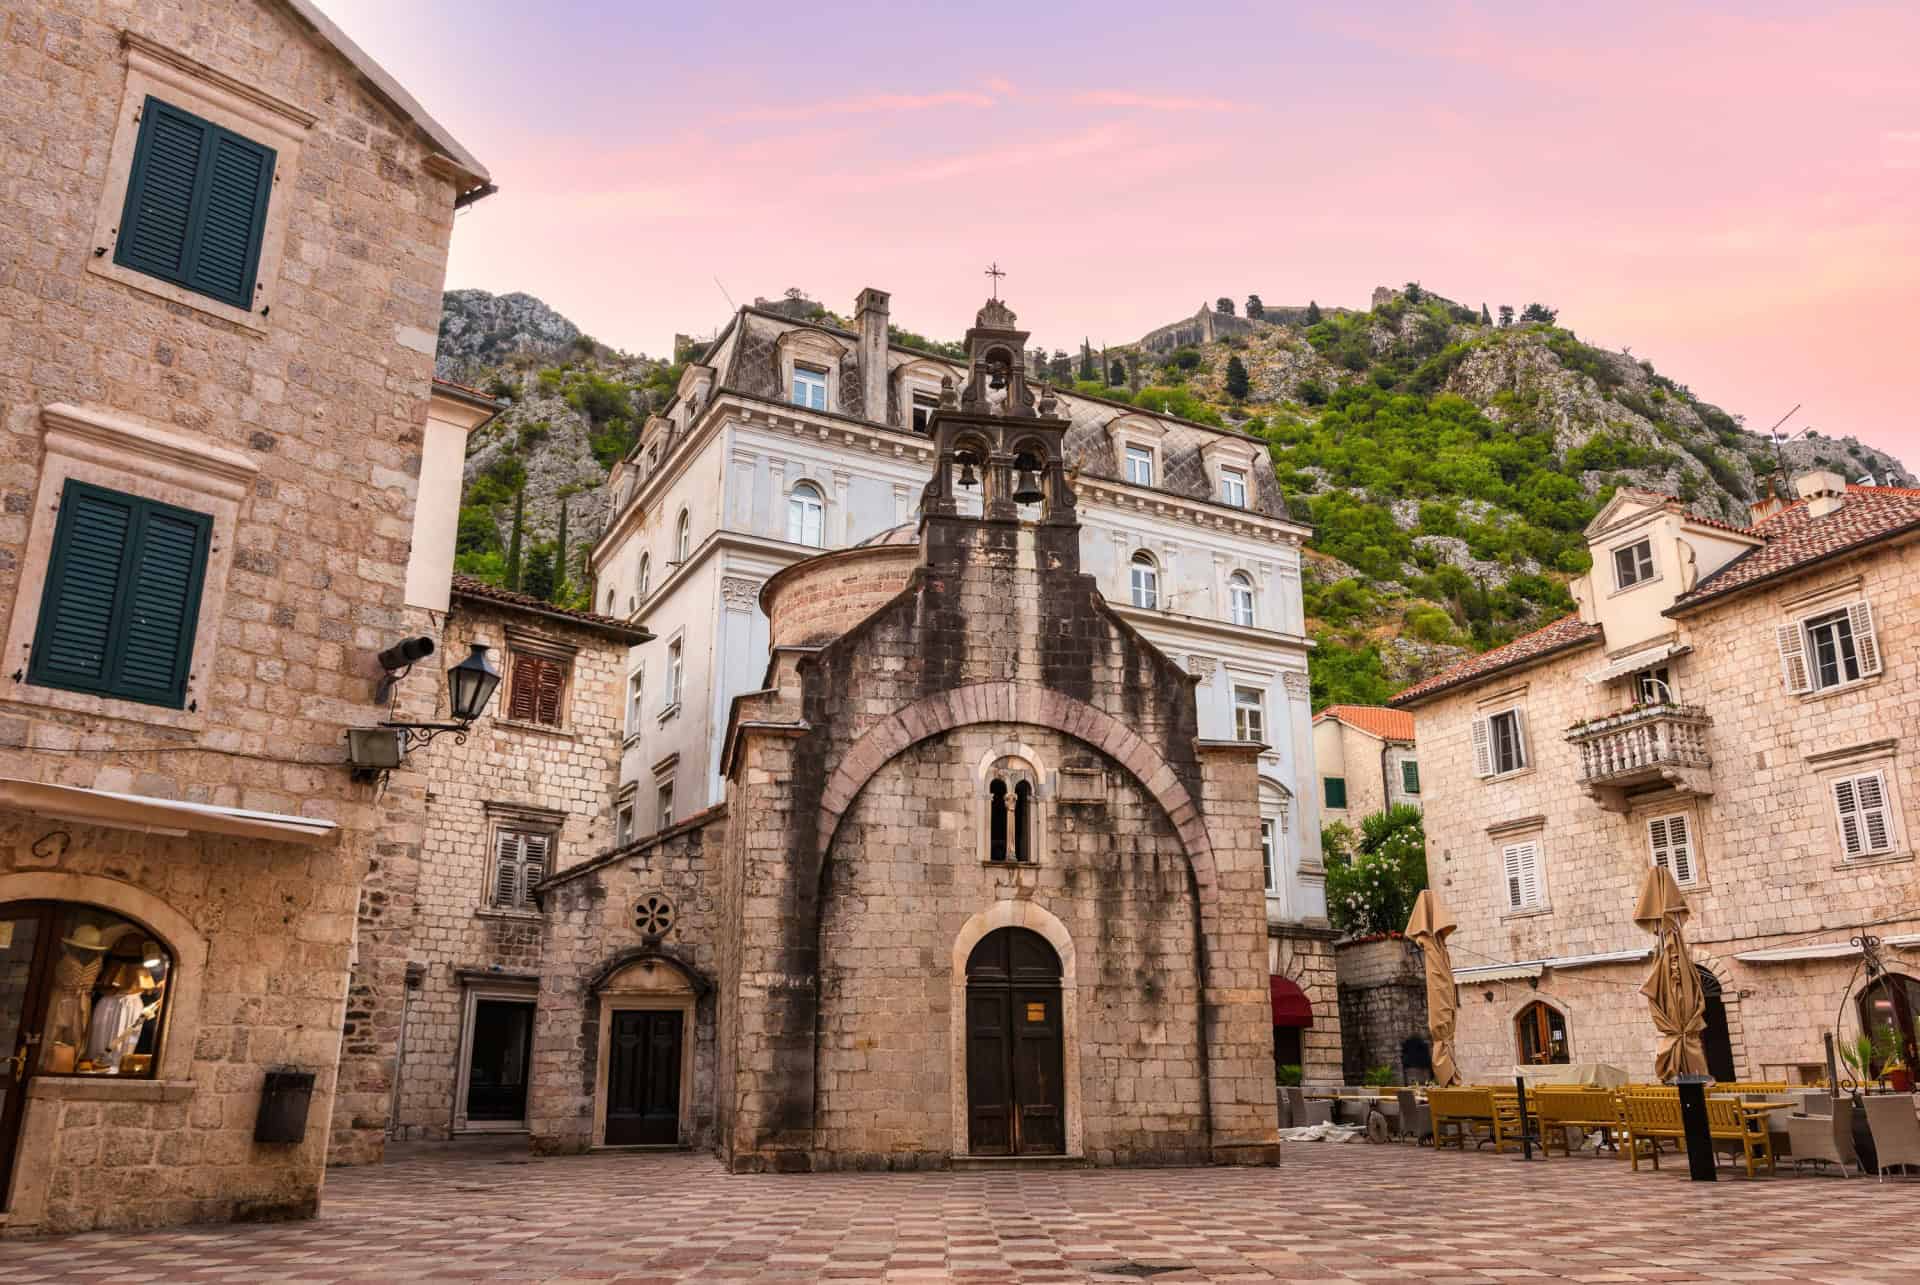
1288 1087 1332 1128
1800 1090 1832 1117
1863 1095 1920 1181
1784 1110 1857 1177
1395 1088 1431 1143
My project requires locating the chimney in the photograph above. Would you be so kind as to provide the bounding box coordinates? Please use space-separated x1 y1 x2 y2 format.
1793 469 1847 519
1747 472 1791 525
854 287 890 426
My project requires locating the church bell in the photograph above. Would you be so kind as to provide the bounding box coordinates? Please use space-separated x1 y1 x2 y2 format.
1012 464 1044 504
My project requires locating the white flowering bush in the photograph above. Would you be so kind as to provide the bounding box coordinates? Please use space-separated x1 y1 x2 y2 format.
1323 804 1427 936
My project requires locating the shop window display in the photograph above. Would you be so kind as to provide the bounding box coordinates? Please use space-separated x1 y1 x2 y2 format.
4 904 171 1078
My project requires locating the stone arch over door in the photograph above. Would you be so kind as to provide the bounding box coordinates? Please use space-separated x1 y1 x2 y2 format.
949 902 1081 1159
591 953 704 1148
1508 993 1575 1065
1692 951 1746 1080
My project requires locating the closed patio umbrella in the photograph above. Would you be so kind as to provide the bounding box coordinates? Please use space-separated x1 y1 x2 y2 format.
1406 889 1460 1086
1634 865 1707 1081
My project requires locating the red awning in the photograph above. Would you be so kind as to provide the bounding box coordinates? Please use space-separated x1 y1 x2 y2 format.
1270 976 1313 1028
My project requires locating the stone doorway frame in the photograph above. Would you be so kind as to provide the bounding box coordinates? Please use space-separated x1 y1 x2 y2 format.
592 957 697 1148
451 972 538 1134
949 901 1081 1160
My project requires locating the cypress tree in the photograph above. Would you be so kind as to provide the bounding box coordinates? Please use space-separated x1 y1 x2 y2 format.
1306 300 1323 325
551 496 569 603
1225 355 1250 400
504 486 525 591
1078 339 1095 382
1479 302 1493 325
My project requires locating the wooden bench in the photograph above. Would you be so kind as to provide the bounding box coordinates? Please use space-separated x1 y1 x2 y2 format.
1531 1087 1621 1157
1617 1089 1776 1177
1428 1087 1511 1154
1709 1081 1787 1097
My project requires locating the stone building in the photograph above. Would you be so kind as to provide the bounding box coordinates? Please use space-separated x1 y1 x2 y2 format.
521 301 1282 1168
326 577 645 1155
1333 936 1430 1083
0 0 489 1234
1393 477 1920 1083
588 287 1340 1084
1312 705 1421 827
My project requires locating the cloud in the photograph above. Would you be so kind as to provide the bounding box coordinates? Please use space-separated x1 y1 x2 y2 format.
730 90 998 124
1071 90 1247 113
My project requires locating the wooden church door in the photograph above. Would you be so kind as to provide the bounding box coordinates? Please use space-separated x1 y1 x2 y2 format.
965 928 1064 1155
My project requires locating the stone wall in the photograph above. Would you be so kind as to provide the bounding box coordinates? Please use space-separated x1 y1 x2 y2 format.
1334 936 1428 1083
1412 533 1920 1082
331 595 628 1160
0 0 467 1235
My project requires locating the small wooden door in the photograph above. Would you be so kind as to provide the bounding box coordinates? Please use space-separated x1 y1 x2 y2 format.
966 928 1064 1156
605 1009 682 1145
0 906 55 1211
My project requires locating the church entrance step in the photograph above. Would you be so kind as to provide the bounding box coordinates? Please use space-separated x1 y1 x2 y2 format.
949 1153 1089 1171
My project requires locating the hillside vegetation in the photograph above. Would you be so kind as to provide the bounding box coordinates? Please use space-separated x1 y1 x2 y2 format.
437 286 1912 699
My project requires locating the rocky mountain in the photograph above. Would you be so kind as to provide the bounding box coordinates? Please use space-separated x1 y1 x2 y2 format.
437 285 1913 698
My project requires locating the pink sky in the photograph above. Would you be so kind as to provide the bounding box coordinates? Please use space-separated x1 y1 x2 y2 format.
325 1 1920 471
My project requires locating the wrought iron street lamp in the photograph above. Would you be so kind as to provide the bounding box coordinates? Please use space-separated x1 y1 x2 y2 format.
346 639 502 781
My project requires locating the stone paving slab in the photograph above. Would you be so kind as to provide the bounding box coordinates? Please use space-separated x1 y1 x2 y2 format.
2 1141 1918 1282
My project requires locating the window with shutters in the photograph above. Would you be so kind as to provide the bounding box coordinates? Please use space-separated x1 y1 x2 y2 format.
26 481 212 709
663 639 683 714
1401 759 1421 795
1778 600 1881 695
1472 707 1529 778
1324 776 1348 810
114 97 275 311
1831 771 1898 860
489 829 550 912
505 651 569 728
1500 839 1546 912
1646 813 1698 886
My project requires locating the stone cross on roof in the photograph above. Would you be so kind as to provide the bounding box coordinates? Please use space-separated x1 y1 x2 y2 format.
984 262 1005 299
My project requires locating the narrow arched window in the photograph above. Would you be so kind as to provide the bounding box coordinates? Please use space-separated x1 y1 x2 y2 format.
1228 572 1256 627
988 778 1008 861
675 510 691 561
788 483 825 547
1129 551 1159 609
636 554 650 601
1013 780 1033 863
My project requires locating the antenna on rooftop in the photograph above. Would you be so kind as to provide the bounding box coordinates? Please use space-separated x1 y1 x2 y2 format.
713 276 736 310
1763 403 1805 479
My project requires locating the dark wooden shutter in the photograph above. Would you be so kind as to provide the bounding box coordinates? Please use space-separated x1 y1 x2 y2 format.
521 833 548 893
28 481 210 707
116 96 276 310
535 659 565 726
507 655 540 722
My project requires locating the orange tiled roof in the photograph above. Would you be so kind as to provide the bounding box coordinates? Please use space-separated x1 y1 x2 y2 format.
1313 705 1416 742
1389 615 1605 708
1668 485 1920 612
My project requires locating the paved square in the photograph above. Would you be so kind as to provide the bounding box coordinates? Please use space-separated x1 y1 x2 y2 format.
1 1139 1916 1282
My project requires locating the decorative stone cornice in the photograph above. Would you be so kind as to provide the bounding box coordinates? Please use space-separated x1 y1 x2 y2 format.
42 402 258 501
121 32 317 134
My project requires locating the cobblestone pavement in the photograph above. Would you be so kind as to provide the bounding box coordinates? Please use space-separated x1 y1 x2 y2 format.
2 1139 1918 1282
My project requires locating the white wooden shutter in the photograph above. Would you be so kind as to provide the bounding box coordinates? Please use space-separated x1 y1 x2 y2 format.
1471 717 1493 778
492 831 522 907
1512 708 1531 770
1834 772 1894 858
1648 814 1695 886
1848 601 1882 677
1776 622 1812 694
521 832 549 897
1502 841 1541 910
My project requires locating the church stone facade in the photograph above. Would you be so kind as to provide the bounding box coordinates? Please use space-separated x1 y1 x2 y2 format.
527 302 1280 1169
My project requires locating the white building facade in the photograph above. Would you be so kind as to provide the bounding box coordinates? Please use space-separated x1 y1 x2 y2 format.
587 290 1337 1068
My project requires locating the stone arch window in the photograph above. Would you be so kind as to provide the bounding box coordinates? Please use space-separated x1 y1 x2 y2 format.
674 509 691 563
1515 999 1571 1065
787 482 825 547
1129 550 1160 610
0 901 176 1081
981 753 1044 864
1227 571 1256 627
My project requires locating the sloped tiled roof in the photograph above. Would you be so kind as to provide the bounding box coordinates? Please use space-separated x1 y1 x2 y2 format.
1668 485 1920 613
1389 616 1605 708
1313 704 1416 742
450 575 652 643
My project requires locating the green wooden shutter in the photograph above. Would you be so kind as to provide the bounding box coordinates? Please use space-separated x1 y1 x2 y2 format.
1324 777 1347 809
116 96 275 310
28 481 211 708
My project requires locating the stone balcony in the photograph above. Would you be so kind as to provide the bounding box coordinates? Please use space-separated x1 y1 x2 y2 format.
1564 702 1712 812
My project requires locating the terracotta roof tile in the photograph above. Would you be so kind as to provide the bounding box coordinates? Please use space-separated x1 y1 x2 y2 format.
1313 705 1416 742
1669 485 1920 612
450 575 652 643
1389 615 1604 707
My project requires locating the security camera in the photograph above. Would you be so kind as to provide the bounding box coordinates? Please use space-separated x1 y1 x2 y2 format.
376 636 436 672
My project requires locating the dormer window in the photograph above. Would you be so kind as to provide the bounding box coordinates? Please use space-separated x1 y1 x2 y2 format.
1220 467 1247 508
911 391 939 435
1612 538 1655 590
792 366 827 411
1125 445 1155 486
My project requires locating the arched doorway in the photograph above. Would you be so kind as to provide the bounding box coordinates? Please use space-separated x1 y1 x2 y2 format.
1858 973 1920 1077
965 927 1063 1155
1697 967 1737 1082
1514 1000 1570 1065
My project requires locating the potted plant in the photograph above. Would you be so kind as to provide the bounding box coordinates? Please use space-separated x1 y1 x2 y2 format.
1872 1025 1911 1092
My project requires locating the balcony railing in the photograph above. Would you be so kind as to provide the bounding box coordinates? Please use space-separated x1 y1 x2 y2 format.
1566 703 1711 786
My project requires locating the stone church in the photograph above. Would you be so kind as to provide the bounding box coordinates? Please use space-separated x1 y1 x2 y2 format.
527 300 1280 1169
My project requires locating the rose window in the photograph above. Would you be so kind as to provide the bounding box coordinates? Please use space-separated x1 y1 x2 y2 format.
634 892 675 938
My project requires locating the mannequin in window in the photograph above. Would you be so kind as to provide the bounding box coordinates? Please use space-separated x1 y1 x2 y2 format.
85 935 164 1073
42 921 107 1073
